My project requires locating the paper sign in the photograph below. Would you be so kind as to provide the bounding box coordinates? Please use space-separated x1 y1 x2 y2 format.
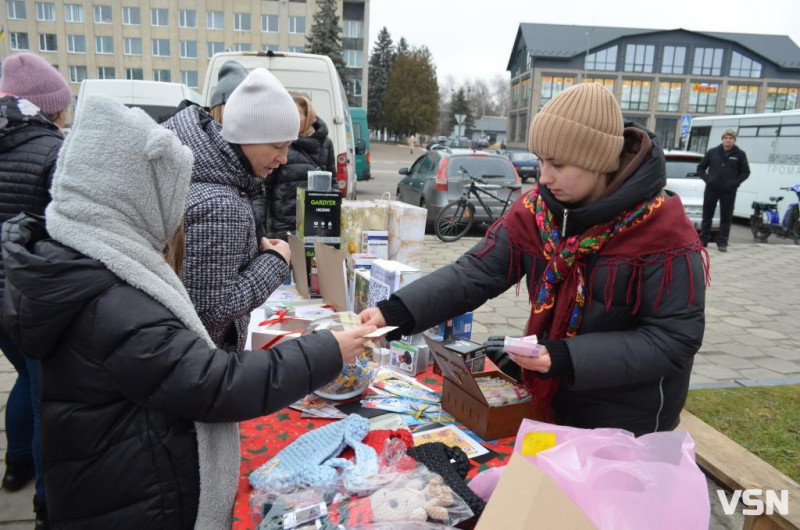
521 431 557 456
363 326 398 338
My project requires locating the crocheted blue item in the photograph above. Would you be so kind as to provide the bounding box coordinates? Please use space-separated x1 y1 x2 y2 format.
249 414 376 492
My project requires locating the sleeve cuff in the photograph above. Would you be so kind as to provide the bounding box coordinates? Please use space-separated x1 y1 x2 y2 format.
540 339 574 382
260 248 288 266
377 296 415 341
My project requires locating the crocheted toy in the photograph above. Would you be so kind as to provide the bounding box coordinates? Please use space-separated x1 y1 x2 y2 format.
249 414 377 492
339 428 416 471
407 442 487 517
370 474 455 523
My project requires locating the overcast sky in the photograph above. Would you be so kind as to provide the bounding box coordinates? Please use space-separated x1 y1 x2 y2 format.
368 0 800 85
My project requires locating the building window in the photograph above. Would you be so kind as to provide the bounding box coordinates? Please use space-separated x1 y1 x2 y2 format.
540 76 574 106
584 78 614 91
585 45 617 71
122 6 140 25
69 65 87 84
180 40 198 59
10 32 29 50
98 66 115 80
688 82 719 113
343 20 363 38
343 50 363 68
623 44 655 73
207 41 225 58
124 37 142 56
207 11 224 30
179 9 196 29
126 68 144 80
692 47 724 76
96 36 114 54
725 85 759 114
67 35 86 54
289 16 306 34
350 78 362 96
661 45 686 74
234 13 251 31
39 34 58 52
621 79 651 110
64 4 83 22
151 8 168 27
262 44 280 52
181 70 199 88
657 81 682 112
7 1 26 20
36 3 56 21
153 69 171 82
152 39 170 57
94 5 112 24
289 46 305 53
730 51 762 78
232 43 251 52
765 87 799 113
261 15 278 32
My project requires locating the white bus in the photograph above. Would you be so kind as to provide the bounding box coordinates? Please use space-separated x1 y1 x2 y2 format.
687 110 800 218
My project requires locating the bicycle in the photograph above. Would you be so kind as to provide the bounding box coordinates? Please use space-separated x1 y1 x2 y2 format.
434 167 522 242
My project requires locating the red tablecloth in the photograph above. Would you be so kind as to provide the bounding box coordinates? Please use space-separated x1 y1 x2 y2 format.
231 367 516 529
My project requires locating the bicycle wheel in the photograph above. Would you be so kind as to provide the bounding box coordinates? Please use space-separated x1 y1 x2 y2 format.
435 200 476 242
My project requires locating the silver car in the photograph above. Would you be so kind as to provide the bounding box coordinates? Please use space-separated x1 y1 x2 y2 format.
663 150 720 231
396 148 521 226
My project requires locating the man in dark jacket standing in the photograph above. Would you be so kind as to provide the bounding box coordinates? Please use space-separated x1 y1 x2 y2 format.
697 129 750 252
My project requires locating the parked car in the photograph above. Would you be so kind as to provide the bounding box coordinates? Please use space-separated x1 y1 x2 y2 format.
396 149 521 227
426 135 448 150
506 150 540 182
663 150 720 231
349 106 371 181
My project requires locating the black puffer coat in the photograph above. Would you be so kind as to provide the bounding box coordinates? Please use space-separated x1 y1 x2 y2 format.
0 96 63 301
1 213 343 529
263 117 335 239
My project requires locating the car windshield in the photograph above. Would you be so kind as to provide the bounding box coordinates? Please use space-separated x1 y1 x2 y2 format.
665 159 701 179
447 156 515 179
510 152 537 162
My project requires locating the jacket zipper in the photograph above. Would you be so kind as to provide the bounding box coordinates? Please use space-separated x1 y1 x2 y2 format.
654 377 665 432
562 208 569 239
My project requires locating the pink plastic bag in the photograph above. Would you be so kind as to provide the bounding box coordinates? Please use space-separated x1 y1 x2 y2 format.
513 420 709 530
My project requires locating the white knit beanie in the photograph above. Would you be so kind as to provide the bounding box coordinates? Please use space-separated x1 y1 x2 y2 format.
221 68 300 145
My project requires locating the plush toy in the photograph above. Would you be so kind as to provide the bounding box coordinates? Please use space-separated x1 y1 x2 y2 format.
369 474 455 523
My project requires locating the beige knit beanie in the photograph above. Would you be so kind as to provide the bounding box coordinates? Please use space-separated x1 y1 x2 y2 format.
221 68 300 145
528 83 624 173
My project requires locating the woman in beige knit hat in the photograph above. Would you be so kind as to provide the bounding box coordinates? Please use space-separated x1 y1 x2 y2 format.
362 82 708 436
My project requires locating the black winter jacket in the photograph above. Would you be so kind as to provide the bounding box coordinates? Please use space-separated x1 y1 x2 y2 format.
380 126 706 436
0 96 63 302
697 144 750 192
262 117 335 239
1 214 343 529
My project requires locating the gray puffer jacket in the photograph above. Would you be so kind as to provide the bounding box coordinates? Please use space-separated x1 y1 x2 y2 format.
163 106 288 350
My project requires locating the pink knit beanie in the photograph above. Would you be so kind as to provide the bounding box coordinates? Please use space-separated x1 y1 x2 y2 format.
0 52 72 115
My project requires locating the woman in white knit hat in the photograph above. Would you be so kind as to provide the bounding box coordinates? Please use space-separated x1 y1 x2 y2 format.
362 83 708 437
163 68 299 352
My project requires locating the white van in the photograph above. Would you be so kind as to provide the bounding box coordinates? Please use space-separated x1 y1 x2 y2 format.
75 79 202 124
202 51 357 199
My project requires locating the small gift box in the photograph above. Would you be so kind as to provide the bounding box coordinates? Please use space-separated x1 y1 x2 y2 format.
250 310 313 350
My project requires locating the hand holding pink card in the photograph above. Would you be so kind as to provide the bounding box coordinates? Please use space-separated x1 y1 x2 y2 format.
504 335 542 357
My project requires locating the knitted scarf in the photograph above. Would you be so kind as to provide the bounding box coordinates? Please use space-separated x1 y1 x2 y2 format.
481 184 707 419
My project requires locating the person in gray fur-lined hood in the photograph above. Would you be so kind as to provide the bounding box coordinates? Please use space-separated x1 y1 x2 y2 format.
163 68 300 351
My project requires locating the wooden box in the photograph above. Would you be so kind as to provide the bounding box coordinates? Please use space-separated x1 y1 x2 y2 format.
424 336 535 441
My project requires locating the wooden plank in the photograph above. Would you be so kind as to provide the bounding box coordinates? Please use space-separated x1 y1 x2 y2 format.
679 410 800 529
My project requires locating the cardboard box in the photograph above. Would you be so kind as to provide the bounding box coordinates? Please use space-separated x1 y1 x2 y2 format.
388 340 429 376
432 337 485 375
429 312 474 341
251 317 313 350
361 230 388 259
367 259 420 307
425 335 534 441
340 200 389 256
296 189 342 246
475 452 596 530
288 235 349 312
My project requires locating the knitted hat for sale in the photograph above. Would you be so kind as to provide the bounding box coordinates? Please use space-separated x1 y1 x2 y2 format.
209 61 248 109
249 414 377 492
528 83 625 173
221 68 300 145
407 442 487 517
0 52 71 115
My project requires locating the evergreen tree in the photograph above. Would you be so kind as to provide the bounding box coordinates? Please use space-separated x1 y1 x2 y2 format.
449 88 474 134
367 27 394 130
306 0 348 98
383 46 439 137
396 37 410 57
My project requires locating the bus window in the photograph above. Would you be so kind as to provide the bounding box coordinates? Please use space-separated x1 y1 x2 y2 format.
687 126 710 153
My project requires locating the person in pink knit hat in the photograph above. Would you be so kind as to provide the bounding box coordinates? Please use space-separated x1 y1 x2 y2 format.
0 51 71 530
